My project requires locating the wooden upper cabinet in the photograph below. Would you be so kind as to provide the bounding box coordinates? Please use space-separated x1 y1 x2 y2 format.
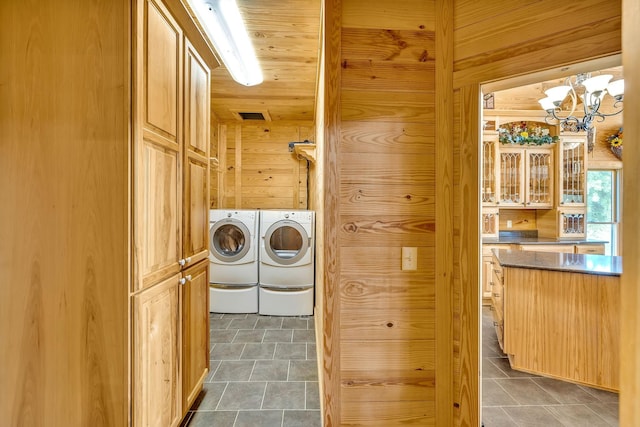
498 146 553 209
482 133 500 206
183 39 210 265
557 134 588 207
135 0 184 291
144 0 182 142
184 40 210 158
524 147 554 208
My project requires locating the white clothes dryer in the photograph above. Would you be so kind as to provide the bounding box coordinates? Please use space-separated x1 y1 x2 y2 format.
209 209 259 313
258 210 315 316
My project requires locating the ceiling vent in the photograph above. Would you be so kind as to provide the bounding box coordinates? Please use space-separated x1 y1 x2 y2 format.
238 112 265 120
231 109 272 121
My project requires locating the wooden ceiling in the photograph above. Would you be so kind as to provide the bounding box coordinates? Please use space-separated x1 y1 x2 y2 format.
492 66 624 111
208 0 322 123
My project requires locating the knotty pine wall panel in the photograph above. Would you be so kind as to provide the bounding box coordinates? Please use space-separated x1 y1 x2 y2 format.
342 0 435 31
453 0 621 88
335 0 437 423
342 91 436 123
620 4 640 425
209 113 220 208
210 122 312 209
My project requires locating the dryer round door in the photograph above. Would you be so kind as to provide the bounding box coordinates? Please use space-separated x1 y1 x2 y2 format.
263 220 310 265
210 219 251 262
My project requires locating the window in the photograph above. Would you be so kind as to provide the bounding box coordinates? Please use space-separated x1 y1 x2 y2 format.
586 170 620 255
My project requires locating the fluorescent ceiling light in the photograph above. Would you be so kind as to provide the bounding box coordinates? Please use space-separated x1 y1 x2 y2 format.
190 0 263 86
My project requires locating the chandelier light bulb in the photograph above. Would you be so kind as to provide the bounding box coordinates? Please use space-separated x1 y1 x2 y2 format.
581 74 612 94
544 85 572 103
607 79 625 98
538 97 556 111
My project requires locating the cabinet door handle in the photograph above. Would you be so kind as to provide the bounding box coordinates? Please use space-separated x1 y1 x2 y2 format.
489 281 494 287
185 275 192 282
179 278 187 285
179 258 186 266
493 293 500 297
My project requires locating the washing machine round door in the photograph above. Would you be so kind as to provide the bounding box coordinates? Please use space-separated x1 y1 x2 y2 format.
264 220 309 265
210 219 251 262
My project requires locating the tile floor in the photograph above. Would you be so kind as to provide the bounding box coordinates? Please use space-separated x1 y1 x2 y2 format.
481 306 619 426
181 313 321 427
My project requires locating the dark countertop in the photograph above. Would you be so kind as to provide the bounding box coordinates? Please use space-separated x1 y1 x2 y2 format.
493 248 622 276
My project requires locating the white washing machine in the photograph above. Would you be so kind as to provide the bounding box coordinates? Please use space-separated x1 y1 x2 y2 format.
209 209 259 313
258 210 315 316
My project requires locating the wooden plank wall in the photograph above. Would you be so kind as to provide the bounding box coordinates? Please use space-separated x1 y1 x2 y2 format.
450 0 622 425
312 6 327 417
0 1 129 424
209 122 313 209
320 0 439 424
621 1 640 425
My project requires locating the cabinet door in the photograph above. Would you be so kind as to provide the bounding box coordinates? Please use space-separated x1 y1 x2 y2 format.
558 209 586 238
525 148 553 208
490 257 504 351
181 260 210 412
498 148 525 207
482 135 500 206
183 39 210 266
482 255 494 299
133 274 182 427
558 135 587 206
135 0 183 291
481 208 499 238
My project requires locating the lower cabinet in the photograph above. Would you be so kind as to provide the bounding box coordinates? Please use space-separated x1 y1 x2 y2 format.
181 260 210 413
133 274 182 427
482 244 509 300
490 253 504 351
133 260 209 427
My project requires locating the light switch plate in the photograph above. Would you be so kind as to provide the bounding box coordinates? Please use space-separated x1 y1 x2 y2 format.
401 247 418 270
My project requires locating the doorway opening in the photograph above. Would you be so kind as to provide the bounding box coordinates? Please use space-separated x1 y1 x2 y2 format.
479 59 623 425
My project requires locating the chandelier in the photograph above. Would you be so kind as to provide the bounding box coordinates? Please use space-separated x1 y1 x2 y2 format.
538 73 624 131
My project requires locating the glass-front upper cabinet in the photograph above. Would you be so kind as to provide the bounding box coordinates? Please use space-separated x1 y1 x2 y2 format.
482 133 500 206
558 134 587 206
525 148 554 208
498 148 525 207
498 147 554 208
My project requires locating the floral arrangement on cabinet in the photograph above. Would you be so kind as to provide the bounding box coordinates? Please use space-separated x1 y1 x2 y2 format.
498 121 559 145
608 127 623 160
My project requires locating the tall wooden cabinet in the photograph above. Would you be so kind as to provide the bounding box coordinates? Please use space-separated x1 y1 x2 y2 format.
0 0 216 425
133 0 212 424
